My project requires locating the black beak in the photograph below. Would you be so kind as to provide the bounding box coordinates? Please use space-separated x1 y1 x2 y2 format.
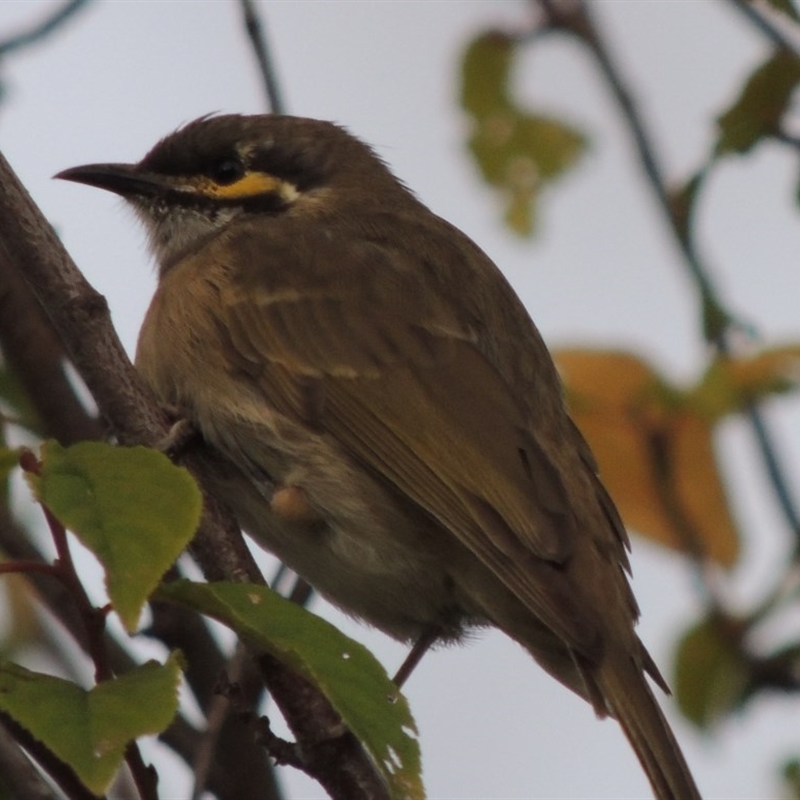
55 163 168 198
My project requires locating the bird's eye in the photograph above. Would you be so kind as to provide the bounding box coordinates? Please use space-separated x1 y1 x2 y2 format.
209 158 245 185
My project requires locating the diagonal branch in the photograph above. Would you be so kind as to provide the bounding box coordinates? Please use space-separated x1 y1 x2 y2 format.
0 0 92 60
726 0 800 57
533 0 726 329
0 148 388 800
0 244 102 444
533 0 800 547
0 712 96 800
0 718 60 800
239 0 287 114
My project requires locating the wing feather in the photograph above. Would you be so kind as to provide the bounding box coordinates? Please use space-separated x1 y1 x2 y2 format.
220 245 606 650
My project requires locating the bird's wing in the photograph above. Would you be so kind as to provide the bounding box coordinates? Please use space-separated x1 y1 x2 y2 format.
217 227 622 653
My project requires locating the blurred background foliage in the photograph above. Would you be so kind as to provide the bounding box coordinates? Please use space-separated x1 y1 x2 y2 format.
460 5 800 795
3 0 800 797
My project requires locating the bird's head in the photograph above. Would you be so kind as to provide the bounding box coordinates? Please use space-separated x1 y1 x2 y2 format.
56 114 408 270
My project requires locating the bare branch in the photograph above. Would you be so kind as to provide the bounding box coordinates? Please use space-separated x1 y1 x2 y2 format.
0 0 92 60
0 147 389 800
0 245 103 444
533 0 800 548
0 712 96 800
0 719 59 800
239 0 287 114
726 0 800 57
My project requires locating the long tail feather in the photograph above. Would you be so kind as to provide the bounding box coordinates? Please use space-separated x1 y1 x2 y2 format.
598 653 701 800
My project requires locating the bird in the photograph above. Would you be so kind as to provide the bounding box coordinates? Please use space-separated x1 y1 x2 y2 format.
56 113 701 799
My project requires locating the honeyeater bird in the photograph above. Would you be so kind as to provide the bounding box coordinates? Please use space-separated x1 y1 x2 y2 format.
57 113 700 799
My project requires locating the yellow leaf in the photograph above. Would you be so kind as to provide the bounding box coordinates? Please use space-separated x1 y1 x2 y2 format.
691 345 800 419
556 349 739 566
460 31 586 237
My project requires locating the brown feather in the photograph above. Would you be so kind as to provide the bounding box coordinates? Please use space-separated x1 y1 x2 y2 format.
73 113 701 799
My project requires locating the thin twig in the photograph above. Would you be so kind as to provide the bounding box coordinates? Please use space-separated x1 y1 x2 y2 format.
0 146 388 800
191 644 249 799
775 129 800 150
239 0 286 114
535 0 800 546
124 743 159 800
726 0 800 57
747 404 800 543
39 504 113 683
537 0 726 326
0 560 59 578
0 0 92 59
254 716 307 771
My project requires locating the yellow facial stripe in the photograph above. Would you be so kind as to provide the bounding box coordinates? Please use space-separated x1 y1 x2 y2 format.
193 172 299 201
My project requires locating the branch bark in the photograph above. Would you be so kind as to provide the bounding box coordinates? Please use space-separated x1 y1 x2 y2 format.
0 148 388 799
0 718 60 800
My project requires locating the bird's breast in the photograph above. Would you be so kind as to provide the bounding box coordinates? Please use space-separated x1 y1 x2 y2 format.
134 255 473 641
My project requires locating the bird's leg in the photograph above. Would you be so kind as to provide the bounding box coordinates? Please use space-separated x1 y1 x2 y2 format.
156 417 201 457
150 401 202 457
393 627 439 688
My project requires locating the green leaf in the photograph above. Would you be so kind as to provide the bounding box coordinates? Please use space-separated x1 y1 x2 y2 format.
716 49 800 155
467 111 585 236
0 654 182 794
159 580 424 799
673 618 750 728
28 441 202 631
782 757 800 799
460 31 587 237
0 446 20 487
460 31 514 117
0 365 41 435
688 345 800 420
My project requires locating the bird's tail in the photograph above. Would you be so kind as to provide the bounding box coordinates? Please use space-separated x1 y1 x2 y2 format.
593 650 701 800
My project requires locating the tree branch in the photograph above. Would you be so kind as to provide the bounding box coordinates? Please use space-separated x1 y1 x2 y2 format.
0 147 388 800
0 0 92 60
726 0 800 57
0 244 103 444
239 0 286 114
0 719 60 800
0 712 96 800
533 0 800 547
